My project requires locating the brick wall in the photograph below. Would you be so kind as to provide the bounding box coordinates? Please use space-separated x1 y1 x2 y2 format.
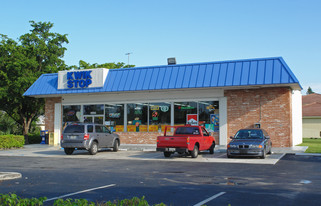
117 131 220 145
45 97 62 132
225 87 292 147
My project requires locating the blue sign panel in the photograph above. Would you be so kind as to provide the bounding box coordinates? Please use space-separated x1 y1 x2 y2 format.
67 71 92 88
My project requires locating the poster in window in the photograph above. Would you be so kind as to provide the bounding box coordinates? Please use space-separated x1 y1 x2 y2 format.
186 114 198 126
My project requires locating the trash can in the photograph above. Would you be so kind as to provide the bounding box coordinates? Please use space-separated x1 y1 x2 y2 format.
40 130 49 144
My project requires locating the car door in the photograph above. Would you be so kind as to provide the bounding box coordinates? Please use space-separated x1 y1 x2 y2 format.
201 127 212 149
94 125 104 147
102 126 114 147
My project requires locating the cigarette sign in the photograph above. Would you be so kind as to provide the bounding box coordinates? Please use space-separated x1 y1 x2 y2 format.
187 114 198 126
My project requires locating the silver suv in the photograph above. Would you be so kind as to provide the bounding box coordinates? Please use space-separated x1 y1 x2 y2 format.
61 123 120 155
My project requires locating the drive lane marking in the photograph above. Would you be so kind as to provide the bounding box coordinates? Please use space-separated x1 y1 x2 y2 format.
44 184 116 202
193 192 226 206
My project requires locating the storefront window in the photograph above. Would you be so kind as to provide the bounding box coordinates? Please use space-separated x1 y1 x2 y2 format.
127 103 148 132
63 105 81 128
174 102 198 125
199 101 219 132
83 104 104 115
105 104 124 132
149 102 171 132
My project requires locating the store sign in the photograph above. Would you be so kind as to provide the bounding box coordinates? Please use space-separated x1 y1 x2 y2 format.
58 68 109 90
67 71 92 88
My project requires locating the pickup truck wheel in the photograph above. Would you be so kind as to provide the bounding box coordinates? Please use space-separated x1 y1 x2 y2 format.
164 152 171 158
64 148 74 155
191 145 199 158
89 142 98 155
209 142 215 154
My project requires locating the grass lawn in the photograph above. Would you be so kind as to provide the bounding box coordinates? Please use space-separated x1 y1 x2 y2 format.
298 138 321 153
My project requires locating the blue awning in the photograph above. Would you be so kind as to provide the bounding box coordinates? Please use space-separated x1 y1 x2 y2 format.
24 57 301 97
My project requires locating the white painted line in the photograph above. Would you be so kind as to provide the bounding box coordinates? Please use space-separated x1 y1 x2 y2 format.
44 184 116 202
216 153 227 158
193 192 226 206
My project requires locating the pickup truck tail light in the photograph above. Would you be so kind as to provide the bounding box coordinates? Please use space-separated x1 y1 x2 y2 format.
187 137 190 144
156 138 159 144
84 134 90 140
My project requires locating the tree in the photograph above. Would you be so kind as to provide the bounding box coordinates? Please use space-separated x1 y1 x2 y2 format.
69 60 135 70
0 21 68 143
306 87 315 95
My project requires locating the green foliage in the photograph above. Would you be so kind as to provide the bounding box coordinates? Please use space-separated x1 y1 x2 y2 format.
306 86 315 94
0 194 167 206
0 111 22 135
0 21 68 136
298 138 321 153
0 135 24 149
28 133 42 144
69 60 135 70
0 193 46 206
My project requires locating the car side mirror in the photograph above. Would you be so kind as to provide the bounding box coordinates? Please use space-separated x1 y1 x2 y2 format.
230 136 234 139
265 136 270 139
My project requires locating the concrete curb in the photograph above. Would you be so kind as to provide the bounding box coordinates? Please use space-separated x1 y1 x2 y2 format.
0 172 22 181
295 153 321 156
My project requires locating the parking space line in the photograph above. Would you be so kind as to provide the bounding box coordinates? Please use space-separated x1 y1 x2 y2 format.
44 184 116 202
193 192 226 206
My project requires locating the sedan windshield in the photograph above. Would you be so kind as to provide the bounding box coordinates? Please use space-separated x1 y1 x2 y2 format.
234 130 263 139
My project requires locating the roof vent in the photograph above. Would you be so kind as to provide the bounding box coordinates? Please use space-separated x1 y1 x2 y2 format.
167 57 176 65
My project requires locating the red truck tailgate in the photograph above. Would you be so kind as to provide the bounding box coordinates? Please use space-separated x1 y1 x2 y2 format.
157 136 188 148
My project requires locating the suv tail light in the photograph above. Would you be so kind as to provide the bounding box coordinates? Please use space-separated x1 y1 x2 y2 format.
84 133 90 140
61 135 63 140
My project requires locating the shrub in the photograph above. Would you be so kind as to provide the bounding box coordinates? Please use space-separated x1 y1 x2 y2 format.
0 135 24 149
28 133 42 144
0 194 167 206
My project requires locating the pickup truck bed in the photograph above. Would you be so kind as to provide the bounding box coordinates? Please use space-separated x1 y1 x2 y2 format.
156 125 215 158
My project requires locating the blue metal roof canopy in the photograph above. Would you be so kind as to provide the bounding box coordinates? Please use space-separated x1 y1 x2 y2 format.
24 57 301 97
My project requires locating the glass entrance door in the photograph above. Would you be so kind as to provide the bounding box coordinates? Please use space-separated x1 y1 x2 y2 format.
84 115 104 124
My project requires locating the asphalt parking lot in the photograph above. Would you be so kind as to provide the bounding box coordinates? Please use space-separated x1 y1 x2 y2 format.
0 152 321 206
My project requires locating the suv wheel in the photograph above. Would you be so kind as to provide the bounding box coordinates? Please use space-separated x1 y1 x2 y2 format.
64 148 74 155
113 139 119 152
89 142 98 155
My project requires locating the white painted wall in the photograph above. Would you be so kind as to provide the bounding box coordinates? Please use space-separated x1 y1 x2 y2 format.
292 90 302 146
219 97 228 146
54 103 62 146
61 88 224 104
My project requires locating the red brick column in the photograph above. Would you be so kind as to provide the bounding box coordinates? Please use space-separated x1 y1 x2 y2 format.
45 97 62 133
225 88 292 147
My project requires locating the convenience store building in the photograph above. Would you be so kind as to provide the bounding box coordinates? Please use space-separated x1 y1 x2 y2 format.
24 57 303 147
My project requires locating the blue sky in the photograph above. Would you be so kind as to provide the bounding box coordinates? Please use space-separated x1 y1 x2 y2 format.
1 0 321 94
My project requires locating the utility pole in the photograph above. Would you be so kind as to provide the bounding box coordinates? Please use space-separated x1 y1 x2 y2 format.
125 52 132 66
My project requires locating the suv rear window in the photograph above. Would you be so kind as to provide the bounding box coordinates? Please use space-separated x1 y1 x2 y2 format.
64 125 85 133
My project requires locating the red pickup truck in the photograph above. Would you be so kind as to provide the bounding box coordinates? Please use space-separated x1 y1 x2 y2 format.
156 125 215 158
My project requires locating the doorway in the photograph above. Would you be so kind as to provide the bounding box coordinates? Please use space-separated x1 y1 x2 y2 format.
84 115 104 124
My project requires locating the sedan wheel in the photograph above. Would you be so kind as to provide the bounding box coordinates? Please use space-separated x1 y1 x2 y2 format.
260 148 266 159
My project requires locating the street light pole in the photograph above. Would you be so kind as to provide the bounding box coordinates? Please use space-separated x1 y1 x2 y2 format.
125 52 132 66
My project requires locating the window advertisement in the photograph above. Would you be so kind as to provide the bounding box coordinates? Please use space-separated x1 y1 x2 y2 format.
63 105 81 129
83 104 104 115
149 102 171 132
105 104 124 132
199 101 219 132
127 103 148 132
174 102 197 125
